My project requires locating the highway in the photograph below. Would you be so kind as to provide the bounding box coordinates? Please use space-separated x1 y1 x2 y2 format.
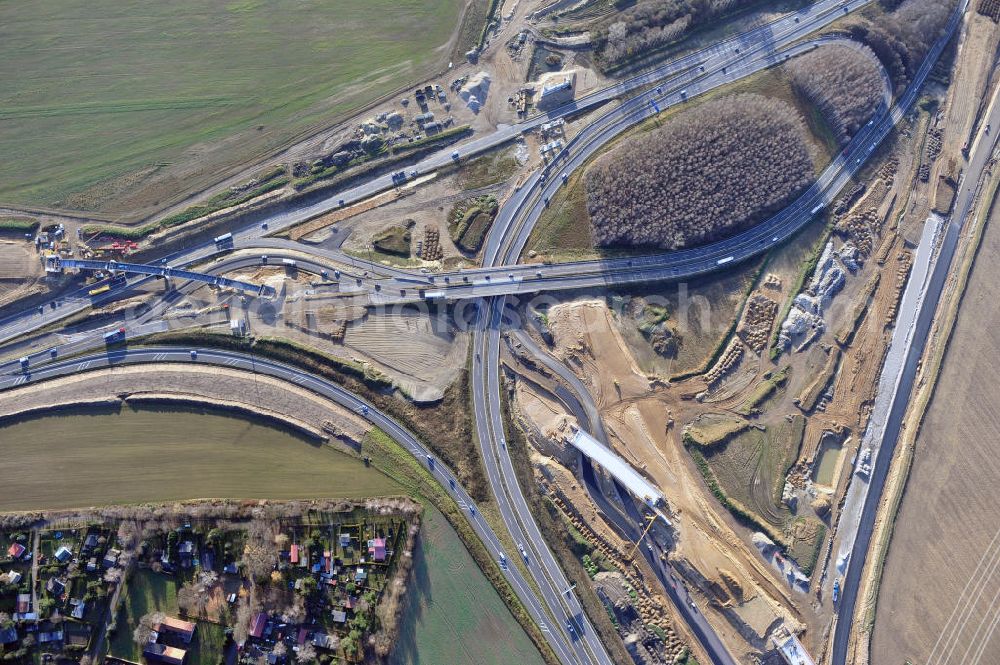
0 0 874 351
0 1 931 663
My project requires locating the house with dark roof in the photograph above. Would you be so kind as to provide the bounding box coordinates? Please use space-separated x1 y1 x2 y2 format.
46 577 66 598
0 628 17 645
144 642 187 665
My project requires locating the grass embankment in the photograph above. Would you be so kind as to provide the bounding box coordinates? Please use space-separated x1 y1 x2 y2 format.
373 223 414 258
687 414 818 568
139 330 488 503
0 217 39 235
682 417 751 448
796 348 842 411
459 148 520 189
80 167 288 240
735 365 790 416
0 0 466 213
291 126 472 191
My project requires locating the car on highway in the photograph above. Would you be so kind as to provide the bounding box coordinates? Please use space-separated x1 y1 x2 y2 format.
189 350 198 359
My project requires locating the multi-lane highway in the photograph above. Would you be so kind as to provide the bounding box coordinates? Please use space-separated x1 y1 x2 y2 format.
0 0 951 663
829 1 987 661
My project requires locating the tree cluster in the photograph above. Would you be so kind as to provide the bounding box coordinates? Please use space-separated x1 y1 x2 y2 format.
847 0 955 94
585 93 814 250
786 44 885 145
599 0 746 69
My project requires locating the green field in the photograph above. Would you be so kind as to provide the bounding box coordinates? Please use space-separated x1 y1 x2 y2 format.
109 570 227 665
0 0 465 214
0 404 403 510
390 504 545 665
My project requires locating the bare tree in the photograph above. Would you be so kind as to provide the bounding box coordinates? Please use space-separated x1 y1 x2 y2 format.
296 643 317 663
786 44 884 145
242 521 278 581
133 611 165 646
585 93 814 250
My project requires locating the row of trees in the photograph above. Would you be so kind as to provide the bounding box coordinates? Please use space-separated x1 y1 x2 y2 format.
598 0 747 69
786 44 885 145
847 0 955 94
585 94 814 250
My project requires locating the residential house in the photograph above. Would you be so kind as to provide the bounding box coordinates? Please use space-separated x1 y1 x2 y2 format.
155 616 196 644
103 548 120 568
15 593 30 613
37 629 63 644
178 541 195 567
7 542 25 559
83 534 99 551
368 538 387 562
354 567 367 584
46 577 66 597
331 610 347 624
339 533 351 549
313 632 338 650
53 546 72 562
249 612 268 640
70 598 86 620
3 570 22 585
290 544 299 565
144 642 187 665
0 628 17 645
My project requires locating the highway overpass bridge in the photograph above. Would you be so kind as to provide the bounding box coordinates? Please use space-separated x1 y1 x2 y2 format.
46 257 277 299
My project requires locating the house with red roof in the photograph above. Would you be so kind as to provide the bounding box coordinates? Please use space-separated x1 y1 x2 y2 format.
249 613 267 640
7 543 25 559
368 538 387 562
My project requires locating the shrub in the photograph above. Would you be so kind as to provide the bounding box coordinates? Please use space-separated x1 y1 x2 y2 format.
598 0 750 69
585 93 813 250
786 44 885 145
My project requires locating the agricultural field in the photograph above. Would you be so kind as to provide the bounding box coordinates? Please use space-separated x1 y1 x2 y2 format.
0 0 466 216
0 405 403 511
872 186 1000 664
